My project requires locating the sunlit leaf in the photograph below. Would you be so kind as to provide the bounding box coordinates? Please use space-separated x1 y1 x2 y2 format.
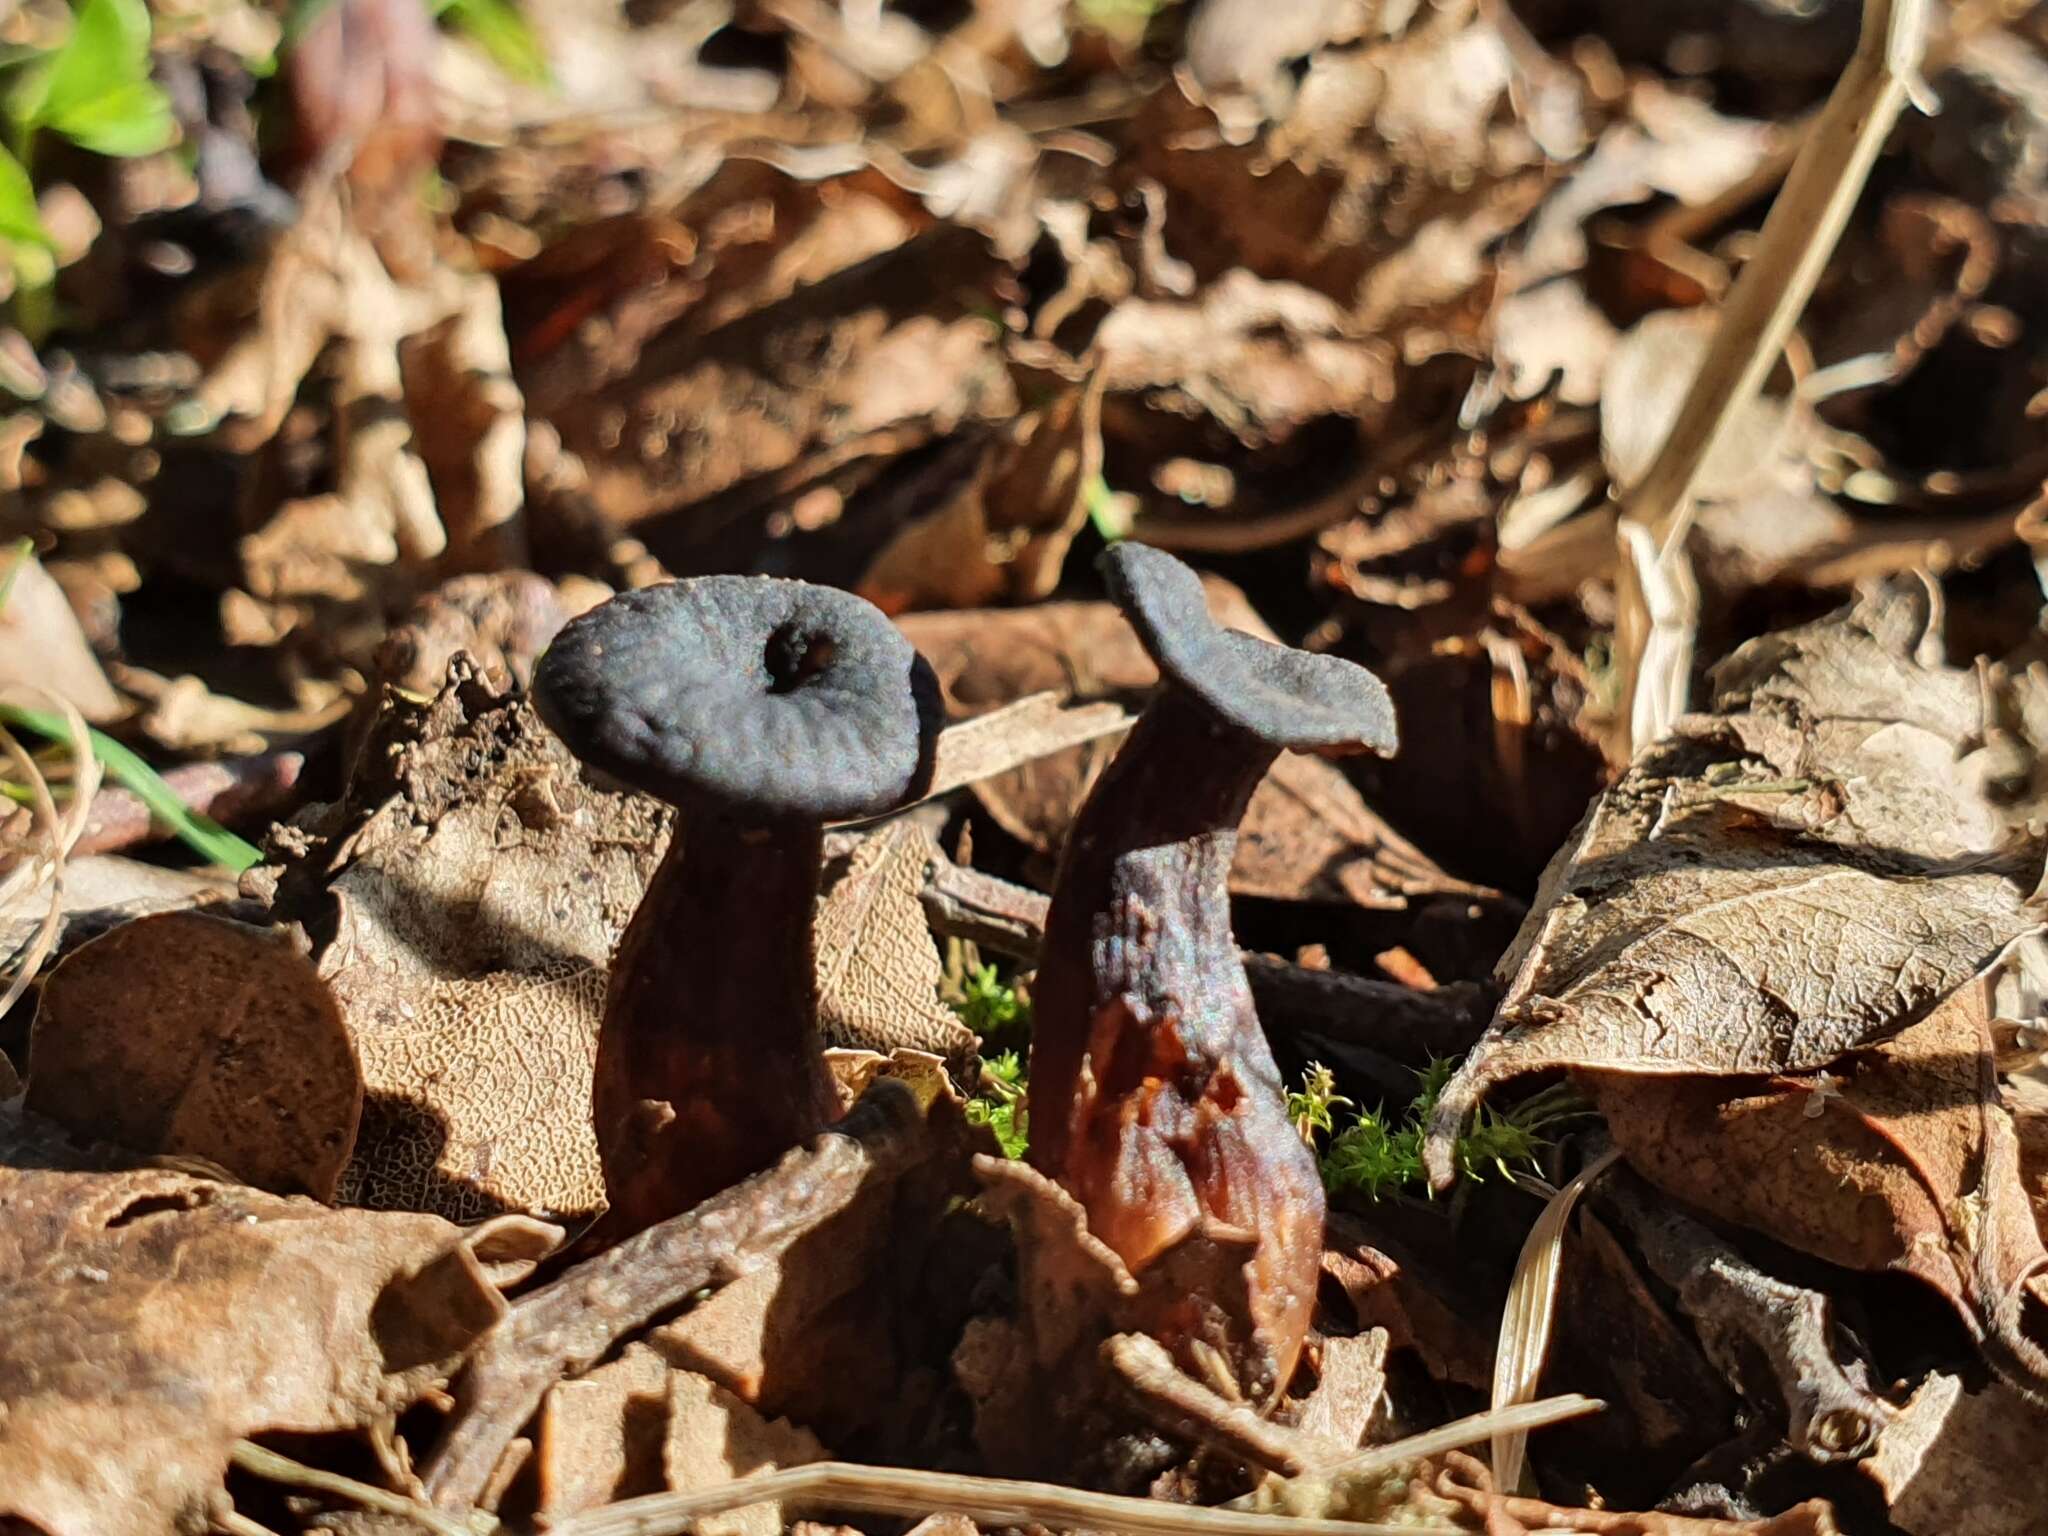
0 146 52 250
13 0 175 157
433 0 548 84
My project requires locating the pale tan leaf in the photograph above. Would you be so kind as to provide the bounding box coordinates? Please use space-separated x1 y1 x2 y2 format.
664 1369 829 1536
0 549 121 722
815 822 975 1063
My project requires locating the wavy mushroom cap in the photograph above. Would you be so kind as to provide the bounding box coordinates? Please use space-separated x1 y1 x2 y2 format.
533 578 942 822
1102 542 1398 757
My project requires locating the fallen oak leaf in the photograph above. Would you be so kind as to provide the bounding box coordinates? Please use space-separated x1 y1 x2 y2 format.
1425 579 2048 1186
0 1101 556 1536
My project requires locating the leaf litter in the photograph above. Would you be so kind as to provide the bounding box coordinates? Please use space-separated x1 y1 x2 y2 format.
16 0 2048 1531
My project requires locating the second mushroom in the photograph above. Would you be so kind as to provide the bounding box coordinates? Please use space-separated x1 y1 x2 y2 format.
533 578 942 1234
1027 543 1399 1404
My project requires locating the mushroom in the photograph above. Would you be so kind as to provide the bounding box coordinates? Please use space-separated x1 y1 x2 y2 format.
533 578 942 1232
1027 543 1398 1402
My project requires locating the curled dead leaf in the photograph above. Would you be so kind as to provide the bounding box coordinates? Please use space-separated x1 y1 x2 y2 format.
27 910 362 1199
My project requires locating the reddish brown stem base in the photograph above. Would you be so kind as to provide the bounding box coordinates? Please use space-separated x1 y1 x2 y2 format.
594 814 839 1233
1028 688 1325 1400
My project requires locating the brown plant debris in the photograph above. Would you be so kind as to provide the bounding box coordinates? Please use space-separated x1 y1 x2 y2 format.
421 1079 933 1509
815 822 977 1064
0 1102 557 1536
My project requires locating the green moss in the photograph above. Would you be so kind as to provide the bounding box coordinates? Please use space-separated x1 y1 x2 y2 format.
1291 1058 1591 1202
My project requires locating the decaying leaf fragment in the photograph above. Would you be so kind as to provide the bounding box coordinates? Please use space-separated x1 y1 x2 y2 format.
1426 579 2048 1183
0 1104 556 1536
27 910 362 1198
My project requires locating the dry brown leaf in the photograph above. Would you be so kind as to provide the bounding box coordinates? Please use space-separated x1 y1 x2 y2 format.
899 582 1479 909
0 1103 554 1536
0 548 122 722
1293 1329 1390 1452
1427 579 2047 1182
1881 1379 2048 1536
1519 80 1778 285
26 911 361 1199
534 1345 829 1528
663 1368 830 1536
858 374 1104 612
815 823 977 1064
1590 981 2048 1390
535 1342 674 1516
199 186 528 652
1600 309 1800 503
543 225 1014 536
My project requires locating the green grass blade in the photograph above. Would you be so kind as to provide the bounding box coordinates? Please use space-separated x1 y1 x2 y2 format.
0 702 264 870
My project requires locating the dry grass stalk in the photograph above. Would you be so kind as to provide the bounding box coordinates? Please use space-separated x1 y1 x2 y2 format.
1611 0 1933 755
0 685 103 1021
546 1395 1602 1536
1488 1148 1623 1495
229 1441 479 1536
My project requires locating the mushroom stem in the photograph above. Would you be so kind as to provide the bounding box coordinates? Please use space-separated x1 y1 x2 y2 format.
1029 684 1324 1398
595 814 837 1232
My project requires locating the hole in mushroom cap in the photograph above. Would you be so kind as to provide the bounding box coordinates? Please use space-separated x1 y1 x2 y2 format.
764 626 838 694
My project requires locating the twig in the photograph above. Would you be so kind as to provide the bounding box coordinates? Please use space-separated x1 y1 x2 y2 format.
921 693 1131 806
213 1509 286 1536
916 842 1495 1056
1611 0 1932 754
1598 1166 1902 1462
1104 1332 1326 1477
72 750 304 858
419 1081 928 1509
228 1441 481 1536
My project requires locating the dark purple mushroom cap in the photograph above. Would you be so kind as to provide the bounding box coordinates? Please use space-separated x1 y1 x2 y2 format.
533 578 942 822
1102 542 1397 757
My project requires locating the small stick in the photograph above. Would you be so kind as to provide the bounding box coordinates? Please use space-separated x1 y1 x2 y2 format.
419 1081 928 1509
1612 0 1932 753
73 750 304 857
543 1395 1604 1536
1105 1332 1327 1477
228 1441 479 1536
